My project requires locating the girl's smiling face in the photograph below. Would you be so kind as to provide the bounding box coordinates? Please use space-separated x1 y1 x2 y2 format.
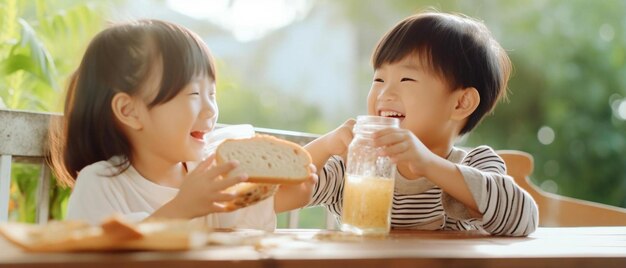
139 75 218 162
367 54 459 149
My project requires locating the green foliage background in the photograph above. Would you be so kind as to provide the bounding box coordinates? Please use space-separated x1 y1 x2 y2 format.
0 0 104 222
1 0 625 226
336 0 626 208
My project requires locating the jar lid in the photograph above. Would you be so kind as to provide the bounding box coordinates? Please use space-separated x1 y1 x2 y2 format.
353 115 400 134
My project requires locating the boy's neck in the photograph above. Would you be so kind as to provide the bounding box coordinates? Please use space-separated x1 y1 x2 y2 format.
430 143 454 159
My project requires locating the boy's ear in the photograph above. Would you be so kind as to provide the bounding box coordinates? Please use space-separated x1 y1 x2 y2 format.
111 92 144 130
451 87 480 121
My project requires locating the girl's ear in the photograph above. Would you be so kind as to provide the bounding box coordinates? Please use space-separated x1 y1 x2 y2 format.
451 87 480 121
111 92 144 130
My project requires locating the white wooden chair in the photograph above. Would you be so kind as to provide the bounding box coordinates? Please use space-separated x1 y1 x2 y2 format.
0 109 54 223
498 150 626 226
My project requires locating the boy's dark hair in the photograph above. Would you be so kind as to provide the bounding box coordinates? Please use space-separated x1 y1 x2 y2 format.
372 12 511 135
49 19 216 187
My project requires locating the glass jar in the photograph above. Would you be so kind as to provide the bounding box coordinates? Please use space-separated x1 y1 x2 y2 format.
341 115 399 235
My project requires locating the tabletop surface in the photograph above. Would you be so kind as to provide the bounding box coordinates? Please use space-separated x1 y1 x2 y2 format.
1 226 625 268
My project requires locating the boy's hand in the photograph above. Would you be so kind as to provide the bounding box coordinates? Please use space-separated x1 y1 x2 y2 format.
373 127 436 177
274 164 319 213
305 119 355 173
304 163 319 188
323 119 356 156
169 155 248 218
373 128 481 214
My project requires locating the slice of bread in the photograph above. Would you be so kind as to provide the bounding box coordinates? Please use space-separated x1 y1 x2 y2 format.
0 216 269 252
0 216 214 252
215 135 312 184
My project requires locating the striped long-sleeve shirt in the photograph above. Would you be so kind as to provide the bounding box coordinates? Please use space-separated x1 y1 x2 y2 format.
308 145 538 236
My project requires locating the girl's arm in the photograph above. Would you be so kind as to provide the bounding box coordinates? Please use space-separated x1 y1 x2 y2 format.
66 157 245 224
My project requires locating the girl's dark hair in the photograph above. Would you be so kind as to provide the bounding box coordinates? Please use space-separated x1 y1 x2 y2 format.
372 11 511 135
49 19 216 187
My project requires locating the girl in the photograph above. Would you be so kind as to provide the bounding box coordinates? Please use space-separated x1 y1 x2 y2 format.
49 19 316 231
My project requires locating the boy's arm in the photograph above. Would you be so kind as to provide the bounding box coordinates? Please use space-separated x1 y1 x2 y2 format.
274 119 354 212
373 127 482 214
440 146 539 236
274 118 353 213
422 154 481 214
305 135 336 172
273 164 318 213
305 119 355 172
274 156 347 212
373 128 538 236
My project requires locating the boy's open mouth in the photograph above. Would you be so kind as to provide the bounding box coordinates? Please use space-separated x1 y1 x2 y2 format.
379 110 405 120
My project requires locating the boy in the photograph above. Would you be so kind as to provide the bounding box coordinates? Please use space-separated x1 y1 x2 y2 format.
305 11 538 236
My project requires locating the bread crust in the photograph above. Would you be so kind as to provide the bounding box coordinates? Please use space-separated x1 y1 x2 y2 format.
218 182 279 208
215 134 312 184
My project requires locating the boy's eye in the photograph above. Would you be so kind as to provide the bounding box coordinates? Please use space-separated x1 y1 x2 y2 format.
401 77 416 82
374 78 384 83
189 92 200 96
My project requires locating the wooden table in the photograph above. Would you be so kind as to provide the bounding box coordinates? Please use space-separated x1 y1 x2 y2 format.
1 227 625 268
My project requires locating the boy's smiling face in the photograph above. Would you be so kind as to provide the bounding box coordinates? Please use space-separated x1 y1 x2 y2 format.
367 54 460 149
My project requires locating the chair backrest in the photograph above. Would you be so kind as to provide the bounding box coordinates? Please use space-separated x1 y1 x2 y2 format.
497 150 626 226
0 109 55 223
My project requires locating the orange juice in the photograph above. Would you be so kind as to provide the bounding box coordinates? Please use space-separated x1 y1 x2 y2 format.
341 175 394 235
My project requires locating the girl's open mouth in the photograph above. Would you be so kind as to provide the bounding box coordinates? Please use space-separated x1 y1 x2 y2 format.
190 131 207 141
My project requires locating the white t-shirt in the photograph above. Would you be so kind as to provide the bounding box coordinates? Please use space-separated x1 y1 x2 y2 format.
66 157 276 231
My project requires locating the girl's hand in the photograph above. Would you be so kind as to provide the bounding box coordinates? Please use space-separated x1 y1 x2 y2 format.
373 127 436 177
159 155 248 219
